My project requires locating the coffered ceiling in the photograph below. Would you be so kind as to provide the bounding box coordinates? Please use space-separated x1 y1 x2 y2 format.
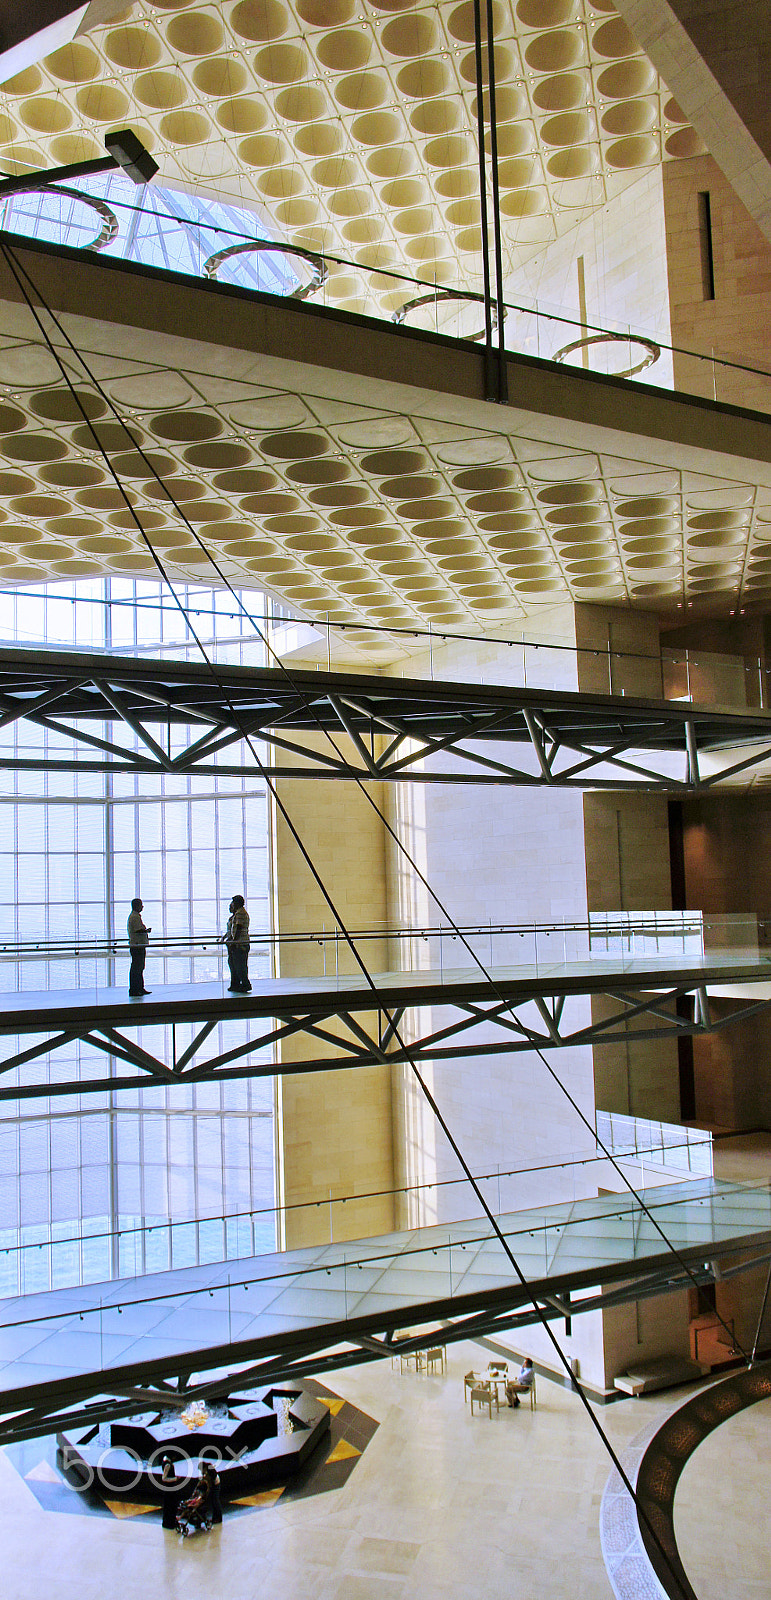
0 254 767 644
0 0 765 640
0 0 703 320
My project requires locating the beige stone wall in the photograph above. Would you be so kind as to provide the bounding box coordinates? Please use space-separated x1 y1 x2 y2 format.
583 788 680 1123
272 742 396 1249
680 794 771 1129
575 603 664 698
655 0 771 166
578 606 680 1123
583 792 673 913
616 0 771 253
515 166 673 379
681 795 771 917
688 1003 766 1128
602 1287 691 1388
663 153 771 410
385 622 598 1247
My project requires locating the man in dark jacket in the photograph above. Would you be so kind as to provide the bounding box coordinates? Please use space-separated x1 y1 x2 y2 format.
224 894 250 993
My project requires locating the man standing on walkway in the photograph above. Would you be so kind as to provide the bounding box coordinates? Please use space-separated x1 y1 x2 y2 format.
127 897 151 996
224 894 250 993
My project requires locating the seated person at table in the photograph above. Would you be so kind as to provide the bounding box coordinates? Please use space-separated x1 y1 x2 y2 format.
506 1357 534 1407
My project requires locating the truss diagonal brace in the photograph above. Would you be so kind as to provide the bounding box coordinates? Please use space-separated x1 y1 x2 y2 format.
327 694 380 778
523 708 551 781
696 986 710 1029
35 711 154 769
174 1018 218 1072
380 1005 406 1052
0 1028 81 1078
94 678 175 772
0 676 81 732
534 996 561 1042
89 1025 174 1078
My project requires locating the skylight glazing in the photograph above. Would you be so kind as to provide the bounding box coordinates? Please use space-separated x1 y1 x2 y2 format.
0 168 303 295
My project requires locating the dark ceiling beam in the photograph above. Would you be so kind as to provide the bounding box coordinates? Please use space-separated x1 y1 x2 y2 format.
615 0 771 250
0 1 126 85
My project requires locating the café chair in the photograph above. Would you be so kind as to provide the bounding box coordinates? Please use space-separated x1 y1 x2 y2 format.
470 1381 498 1419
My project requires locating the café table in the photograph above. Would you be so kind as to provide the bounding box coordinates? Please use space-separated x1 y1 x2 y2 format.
471 1369 508 1391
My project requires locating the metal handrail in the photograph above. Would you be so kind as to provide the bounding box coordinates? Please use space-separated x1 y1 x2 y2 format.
0 913 711 963
0 1131 719 1263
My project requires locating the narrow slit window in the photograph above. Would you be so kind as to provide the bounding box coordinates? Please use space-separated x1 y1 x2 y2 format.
697 190 715 300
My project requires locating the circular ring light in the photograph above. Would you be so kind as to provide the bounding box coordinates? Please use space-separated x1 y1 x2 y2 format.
553 330 660 379
391 287 504 342
203 238 327 299
14 183 118 250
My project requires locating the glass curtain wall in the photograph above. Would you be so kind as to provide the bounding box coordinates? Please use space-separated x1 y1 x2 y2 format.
0 578 277 1295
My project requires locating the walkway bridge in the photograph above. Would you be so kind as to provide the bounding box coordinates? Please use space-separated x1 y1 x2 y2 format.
0 645 770 789
0 1177 768 1443
1 948 770 1103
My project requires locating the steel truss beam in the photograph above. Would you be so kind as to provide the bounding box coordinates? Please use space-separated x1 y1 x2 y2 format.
0 961 768 1102
0 646 769 789
0 1250 764 1446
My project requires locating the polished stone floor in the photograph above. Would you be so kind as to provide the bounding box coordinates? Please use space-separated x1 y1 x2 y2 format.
674 1391 771 1599
0 1339 705 1600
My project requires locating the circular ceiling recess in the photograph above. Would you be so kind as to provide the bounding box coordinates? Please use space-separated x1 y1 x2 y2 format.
260 431 330 460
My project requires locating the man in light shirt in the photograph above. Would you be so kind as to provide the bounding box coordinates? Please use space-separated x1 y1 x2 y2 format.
127 897 151 997
506 1357 534 1408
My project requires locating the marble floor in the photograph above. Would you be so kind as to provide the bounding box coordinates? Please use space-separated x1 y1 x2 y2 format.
674 1391 771 1600
0 1340 712 1600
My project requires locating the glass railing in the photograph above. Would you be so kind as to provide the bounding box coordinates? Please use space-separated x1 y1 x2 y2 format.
0 912 766 996
4 1119 768 1298
3 1179 768 1359
393 910 769 978
0 1208 270 1298
0 932 269 996
662 648 770 710
597 1111 713 1179
2 182 770 420
2 596 769 714
266 616 771 712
